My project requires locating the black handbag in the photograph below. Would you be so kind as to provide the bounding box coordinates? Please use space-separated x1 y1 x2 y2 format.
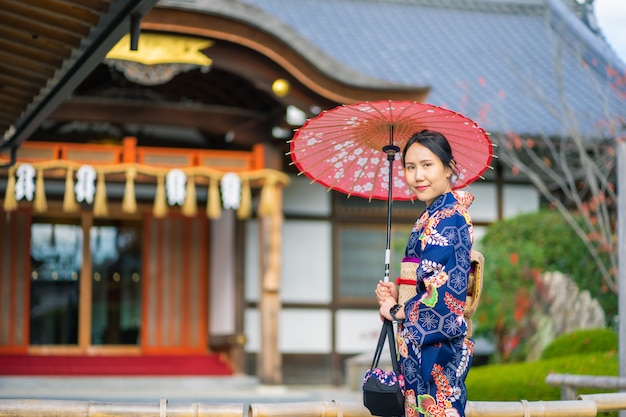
362 320 405 417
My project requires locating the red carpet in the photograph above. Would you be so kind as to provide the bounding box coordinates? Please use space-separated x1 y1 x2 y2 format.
0 354 233 376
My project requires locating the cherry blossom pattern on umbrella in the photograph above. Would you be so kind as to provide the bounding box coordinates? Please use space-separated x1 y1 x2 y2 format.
289 100 494 201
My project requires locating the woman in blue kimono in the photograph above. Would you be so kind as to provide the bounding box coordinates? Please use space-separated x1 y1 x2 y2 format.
376 129 475 417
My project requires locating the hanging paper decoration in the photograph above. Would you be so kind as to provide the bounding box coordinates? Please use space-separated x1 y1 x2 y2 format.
221 172 241 210
75 165 97 204
166 169 186 206
15 163 36 202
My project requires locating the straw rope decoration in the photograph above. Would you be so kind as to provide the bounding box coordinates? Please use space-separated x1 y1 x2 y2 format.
33 168 47 213
122 167 137 214
93 169 108 217
237 179 252 219
3 167 17 212
182 174 198 217
153 173 168 218
63 167 80 213
257 176 277 217
207 178 221 220
2 161 289 219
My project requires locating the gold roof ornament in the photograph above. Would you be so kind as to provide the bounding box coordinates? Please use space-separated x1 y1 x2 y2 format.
106 33 213 66
105 33 213 85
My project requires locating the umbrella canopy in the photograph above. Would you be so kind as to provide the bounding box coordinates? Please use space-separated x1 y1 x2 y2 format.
289 100 494 201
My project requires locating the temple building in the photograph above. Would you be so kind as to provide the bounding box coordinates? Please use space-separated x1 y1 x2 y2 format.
0 0 624 385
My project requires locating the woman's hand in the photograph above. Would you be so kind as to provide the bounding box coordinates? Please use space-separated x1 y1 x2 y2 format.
375 281 398 305
379 297 397 321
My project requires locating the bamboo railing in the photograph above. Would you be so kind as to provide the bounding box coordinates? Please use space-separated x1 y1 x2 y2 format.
0 399 242 417
546 373 626 400
248 395 626 417
3 394 626 417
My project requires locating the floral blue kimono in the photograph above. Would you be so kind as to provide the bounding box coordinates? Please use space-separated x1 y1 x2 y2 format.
399 190 475 417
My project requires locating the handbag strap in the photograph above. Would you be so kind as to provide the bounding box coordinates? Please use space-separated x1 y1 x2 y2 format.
370 321 387 369
370 320 401 375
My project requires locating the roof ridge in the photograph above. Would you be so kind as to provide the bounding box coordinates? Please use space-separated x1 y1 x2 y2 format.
361 0 545 15
545 0 626 81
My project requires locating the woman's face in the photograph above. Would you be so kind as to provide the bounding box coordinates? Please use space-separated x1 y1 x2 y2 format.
403 142 453 206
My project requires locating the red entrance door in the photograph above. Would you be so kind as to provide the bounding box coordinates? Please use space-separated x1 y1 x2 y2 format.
0 209 30 354
142 213 209 354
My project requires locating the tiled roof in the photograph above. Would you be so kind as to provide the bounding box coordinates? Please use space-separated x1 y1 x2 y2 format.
226 0 626 138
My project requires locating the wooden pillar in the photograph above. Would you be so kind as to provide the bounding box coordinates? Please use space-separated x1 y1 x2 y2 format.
257 181 283 385
78 211 93 351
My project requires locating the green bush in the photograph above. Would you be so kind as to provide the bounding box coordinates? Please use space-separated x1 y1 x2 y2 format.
466 329 619 417
478 209 615 320
474 209 615 362
540 328 618 360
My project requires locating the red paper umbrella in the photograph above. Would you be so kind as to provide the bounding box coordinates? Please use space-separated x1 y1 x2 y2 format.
289 100 494 202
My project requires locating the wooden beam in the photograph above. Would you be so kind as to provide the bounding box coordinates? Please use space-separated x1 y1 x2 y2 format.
49 98 274 146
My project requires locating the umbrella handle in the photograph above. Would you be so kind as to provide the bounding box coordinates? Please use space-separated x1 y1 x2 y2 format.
384 248 391 283
382 145 400 283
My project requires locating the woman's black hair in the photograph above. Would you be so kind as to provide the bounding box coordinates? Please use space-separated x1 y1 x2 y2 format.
402 129 457 172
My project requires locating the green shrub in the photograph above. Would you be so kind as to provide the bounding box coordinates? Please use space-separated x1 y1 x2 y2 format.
478 209 615 320
540 328 618 360
474 209 615 362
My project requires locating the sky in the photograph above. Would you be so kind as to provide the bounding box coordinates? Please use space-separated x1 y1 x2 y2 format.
594 0 626 63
